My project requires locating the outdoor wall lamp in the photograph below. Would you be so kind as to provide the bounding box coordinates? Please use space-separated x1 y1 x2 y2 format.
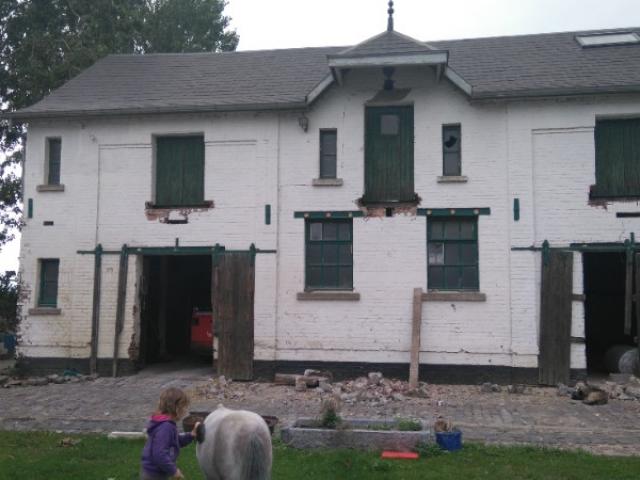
298 114 309 132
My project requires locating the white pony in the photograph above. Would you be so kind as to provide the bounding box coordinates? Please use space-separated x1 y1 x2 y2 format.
196 405 272 480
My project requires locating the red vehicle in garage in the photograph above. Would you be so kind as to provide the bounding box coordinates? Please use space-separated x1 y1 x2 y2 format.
191 309 215 355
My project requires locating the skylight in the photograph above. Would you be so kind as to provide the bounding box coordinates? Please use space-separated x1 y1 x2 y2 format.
576 32 640 47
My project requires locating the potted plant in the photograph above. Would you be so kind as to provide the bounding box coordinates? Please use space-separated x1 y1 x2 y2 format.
434 417 462 451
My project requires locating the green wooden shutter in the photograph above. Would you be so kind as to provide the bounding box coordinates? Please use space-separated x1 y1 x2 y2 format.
364 106 414 203
156 136 204 206
595 119 640 197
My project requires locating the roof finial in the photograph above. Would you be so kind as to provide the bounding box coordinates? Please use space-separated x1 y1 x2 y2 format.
387 1 394 31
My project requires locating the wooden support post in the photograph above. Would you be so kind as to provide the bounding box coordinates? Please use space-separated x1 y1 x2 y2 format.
90 244 103 375
409 288 423 389
625 245 633 336
112 244 129 377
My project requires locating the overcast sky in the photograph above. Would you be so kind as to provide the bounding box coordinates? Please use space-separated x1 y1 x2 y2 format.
1 0 639 272
226 0 640 51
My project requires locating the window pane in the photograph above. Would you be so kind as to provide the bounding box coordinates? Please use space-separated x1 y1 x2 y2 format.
323 223 337 240
428 242 444 265
443 127 460 152
338 267 353 289
338 223 351 241
307 244 322 264
445 267 461 289
430 221 444 240
445 244 460 265
320 131 337 155
428 266 444 289
39 259 59 306
460 244 478 264
323 244 338 264
461 267 479 289
443 152 460 176
380 115 399 135
444 222 460 240
307 267 322 288
48 139 61 185
338 244 352 265
459 220 475 240
309 223 323 241
323 267 338 287
320 155 337 179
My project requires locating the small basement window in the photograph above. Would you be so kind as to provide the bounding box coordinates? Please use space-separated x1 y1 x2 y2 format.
576 32 640 47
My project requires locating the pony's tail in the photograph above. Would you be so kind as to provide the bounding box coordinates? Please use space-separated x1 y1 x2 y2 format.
240 432 271 480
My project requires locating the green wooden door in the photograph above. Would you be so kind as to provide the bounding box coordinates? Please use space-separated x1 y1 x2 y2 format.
364 106 414 203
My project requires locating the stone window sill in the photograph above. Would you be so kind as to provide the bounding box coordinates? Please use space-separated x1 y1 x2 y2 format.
422 291 486 302
28 307 62 315
312 178 343 187
36 184 65 192
437 176 468 184
145 200 214 210
297 291 360 301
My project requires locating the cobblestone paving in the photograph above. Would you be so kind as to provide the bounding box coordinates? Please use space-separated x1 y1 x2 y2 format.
2 363 639 456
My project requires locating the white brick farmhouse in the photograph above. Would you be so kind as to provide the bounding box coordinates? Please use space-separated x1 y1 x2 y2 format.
8 11 640 383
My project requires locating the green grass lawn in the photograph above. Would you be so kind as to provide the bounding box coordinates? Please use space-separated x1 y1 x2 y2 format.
0 431 639 479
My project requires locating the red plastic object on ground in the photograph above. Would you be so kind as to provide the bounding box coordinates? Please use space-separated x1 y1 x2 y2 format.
191 310 214 354
381 451 419 460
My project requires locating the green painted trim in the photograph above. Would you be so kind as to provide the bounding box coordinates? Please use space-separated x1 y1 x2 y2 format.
513 198 520 221
265 204 271 225
78 245 277 256
417 208 490 217
27 199 33 219
294 210 364 219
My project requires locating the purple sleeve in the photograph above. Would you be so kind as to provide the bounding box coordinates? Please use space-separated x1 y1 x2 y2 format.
150 424 178 475
179 432 194 447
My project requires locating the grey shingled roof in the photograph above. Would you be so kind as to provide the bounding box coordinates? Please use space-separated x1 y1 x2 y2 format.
432 27 640 98
8 27 640 119
334 30 436 58
11 47 344 119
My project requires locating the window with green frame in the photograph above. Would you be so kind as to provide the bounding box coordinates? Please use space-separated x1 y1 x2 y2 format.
427 217 478 290
593 118 640 197
305 220 353 290
155 135 205 206
39 259 59 307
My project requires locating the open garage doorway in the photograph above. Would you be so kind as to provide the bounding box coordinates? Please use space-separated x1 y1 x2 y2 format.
139 255 212 365
583 252 638 374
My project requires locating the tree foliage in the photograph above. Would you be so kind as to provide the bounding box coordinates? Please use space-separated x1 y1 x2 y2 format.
0 0 238 245
0 270 17 331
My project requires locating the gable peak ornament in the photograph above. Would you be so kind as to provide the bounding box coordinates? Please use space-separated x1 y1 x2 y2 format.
387 1 395 31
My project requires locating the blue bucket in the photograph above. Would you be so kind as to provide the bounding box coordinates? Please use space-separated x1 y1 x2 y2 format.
435 430 463 451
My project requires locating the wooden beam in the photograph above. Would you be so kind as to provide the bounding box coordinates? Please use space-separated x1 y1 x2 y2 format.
112 245 129 377
89 244 103 375
625 249 633 335
409 288 423 389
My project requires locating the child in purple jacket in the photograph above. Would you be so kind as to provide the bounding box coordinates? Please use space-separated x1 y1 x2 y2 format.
140 387 199 480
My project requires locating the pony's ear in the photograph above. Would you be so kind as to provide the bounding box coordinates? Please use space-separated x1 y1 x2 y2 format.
195 422 206 444
216 403 225 410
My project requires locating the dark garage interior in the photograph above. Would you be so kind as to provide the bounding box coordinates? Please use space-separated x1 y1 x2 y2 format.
583 251 637 374
139 255 212 365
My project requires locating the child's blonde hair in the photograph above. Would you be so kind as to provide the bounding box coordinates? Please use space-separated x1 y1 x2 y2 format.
157 387 190 419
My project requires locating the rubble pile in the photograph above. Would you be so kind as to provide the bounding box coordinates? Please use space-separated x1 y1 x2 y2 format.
0 372 99 388
556 375 640 404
